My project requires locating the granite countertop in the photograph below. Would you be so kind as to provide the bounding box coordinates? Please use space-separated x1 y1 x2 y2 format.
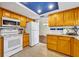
47 34 79 40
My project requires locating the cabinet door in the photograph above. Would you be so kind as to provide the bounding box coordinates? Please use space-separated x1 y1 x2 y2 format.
47 35 58 51
48 14 56 27
57 36 70 55
64 10 75 26
56 12 64 26
73 39 79 57
3 9 11 18
0 8 3 26
23 34 29 48
0 37 3 57
76 8 79 25
20 16 27 27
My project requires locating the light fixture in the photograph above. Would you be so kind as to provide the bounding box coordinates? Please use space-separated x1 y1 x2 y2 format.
37 9 42 14
48 4 54 10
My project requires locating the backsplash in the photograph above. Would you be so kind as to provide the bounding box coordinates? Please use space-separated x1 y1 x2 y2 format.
49 26 79 35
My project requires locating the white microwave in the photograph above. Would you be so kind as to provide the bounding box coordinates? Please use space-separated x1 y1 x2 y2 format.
2 17 20 27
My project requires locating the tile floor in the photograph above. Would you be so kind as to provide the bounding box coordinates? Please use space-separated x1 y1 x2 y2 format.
11 43 68 57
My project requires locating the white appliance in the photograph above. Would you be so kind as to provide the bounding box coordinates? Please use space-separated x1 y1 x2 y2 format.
2 17 20 27
26 22 39 46
0 27 23 57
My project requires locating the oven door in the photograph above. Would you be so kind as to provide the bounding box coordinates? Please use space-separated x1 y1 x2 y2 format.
4 34 22 53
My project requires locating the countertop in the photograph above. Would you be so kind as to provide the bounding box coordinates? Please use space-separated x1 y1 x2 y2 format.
47 34 79 40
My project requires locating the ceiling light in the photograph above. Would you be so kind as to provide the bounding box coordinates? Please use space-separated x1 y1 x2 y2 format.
37 9 42 14
48 4 54 10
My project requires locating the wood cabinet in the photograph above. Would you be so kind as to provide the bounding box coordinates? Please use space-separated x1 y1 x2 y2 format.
23 34 29 48
3 9 11 18
57 36 71 55
47 35 58 51
64 10 75 26
48 7 79 26
20 16 27 27
11 13 20 20
75 8 79 25
47 35 71 56
0 37 3 57
0 8 3 26
56 12 64 26
48 14 56 26
73 39 79 57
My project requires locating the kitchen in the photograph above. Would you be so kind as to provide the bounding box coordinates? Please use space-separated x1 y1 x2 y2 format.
0 2 79 57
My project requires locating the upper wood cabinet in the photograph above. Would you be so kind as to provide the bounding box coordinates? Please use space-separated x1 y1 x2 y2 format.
56 12 64 26
20 16 27 27
11 13 20 20
48 7 79 26
48 14 56 27
0 8 3 26
75 8 79 25
3 9 11 18
64 9 75 26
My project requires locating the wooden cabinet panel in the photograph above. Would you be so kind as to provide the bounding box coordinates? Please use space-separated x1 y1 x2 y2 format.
73 39 79 57
48 14 56 27
57 36 70 55
0 37 3 57
47 44 57 51
48 7 79 26
11 13 20 20
75 8 79 25
56 12 64 26
20 16 27 27
0 8 3 26
3 9 11 18
47 35 58 51
64 10 75 26
23 34 29 48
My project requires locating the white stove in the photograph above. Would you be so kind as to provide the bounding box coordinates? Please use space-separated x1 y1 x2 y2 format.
0 28 23 57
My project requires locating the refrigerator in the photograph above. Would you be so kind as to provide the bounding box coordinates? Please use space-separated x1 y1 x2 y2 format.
26 22 39 46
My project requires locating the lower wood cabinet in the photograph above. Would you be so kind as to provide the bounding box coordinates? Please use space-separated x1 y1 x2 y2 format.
57 36 71 55
47 35 71 56
0 37 3 57
23 34 29 48
47 35 58 51
73 39 79 57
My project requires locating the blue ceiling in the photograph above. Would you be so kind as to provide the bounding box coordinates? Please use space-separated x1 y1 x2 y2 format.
20 2 59 15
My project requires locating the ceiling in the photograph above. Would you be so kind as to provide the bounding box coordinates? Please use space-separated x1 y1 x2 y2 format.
20 2 59 15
